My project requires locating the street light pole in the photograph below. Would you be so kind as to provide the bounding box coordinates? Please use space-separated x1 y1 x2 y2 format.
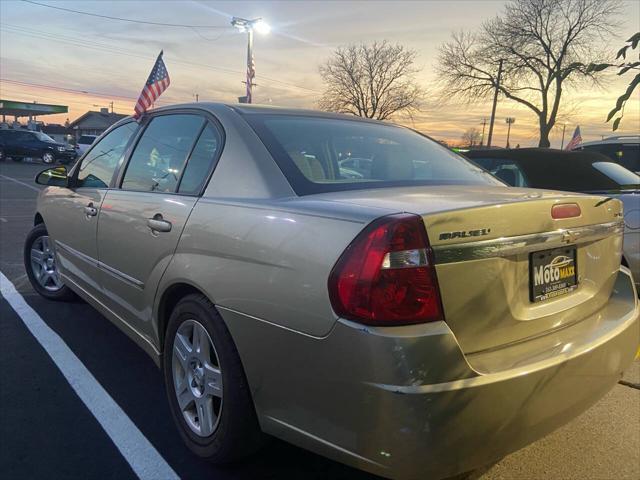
505 117 516 148
246 26 254 103
480 117 487 146
231 17 270 104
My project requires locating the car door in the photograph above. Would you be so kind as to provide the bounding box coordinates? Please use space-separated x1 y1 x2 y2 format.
44 121 139 296
96 112 223 342
21 132 44 158
5 131 30 157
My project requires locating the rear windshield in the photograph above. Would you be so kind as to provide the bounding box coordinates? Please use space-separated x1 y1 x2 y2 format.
592 162 640 188
243 114 499 195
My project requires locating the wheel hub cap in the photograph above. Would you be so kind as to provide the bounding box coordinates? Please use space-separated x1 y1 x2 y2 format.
30 235 63 292
172 319 223 437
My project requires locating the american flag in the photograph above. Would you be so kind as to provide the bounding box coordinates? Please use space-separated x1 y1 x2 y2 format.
246 49 255 103
134 51 170 118
565 126 582 150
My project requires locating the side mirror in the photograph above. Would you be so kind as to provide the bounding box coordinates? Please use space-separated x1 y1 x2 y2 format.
35 166 69 187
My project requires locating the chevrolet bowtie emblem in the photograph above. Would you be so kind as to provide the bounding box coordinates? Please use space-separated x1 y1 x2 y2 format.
562 230 581 243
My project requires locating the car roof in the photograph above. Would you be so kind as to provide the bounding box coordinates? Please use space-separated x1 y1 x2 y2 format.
109 102 397 128
580 135 639 147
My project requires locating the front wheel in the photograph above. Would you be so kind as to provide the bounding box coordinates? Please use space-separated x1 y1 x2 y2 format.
42 152 55 164
24 223 75 301
163 294 264 462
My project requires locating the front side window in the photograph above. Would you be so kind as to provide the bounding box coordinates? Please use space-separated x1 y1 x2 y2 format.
121 114 204 193
76 122 138 188
244 114 499 195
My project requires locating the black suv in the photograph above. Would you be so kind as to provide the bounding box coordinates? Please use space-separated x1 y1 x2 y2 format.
0 129 77 164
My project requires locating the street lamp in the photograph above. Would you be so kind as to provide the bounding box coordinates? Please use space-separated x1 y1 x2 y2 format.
505 117 516 148
231 17 270 103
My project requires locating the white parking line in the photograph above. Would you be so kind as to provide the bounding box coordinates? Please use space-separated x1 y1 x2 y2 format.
0 174 41 192
0 271 179 480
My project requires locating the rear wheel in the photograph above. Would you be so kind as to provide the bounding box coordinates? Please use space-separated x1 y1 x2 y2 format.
42 152 55 164
163 294 264 462
24 223 75 301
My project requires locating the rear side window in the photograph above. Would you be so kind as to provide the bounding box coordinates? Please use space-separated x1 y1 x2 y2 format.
121 114 204 193
244 114 499 195
77 122 138 189
178 124 221 195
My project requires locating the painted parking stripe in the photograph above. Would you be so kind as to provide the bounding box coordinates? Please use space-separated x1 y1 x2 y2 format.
0 174 41 192
0 271 179 480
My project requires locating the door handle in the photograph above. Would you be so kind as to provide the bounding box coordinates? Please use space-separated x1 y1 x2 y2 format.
84 203 98 217
147 214 172 233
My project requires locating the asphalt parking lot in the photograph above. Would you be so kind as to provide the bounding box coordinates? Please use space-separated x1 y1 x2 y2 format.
1 160 638 480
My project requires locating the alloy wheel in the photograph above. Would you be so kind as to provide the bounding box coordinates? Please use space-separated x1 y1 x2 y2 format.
30 235 63 291
42 152 54 164
172 319 223 437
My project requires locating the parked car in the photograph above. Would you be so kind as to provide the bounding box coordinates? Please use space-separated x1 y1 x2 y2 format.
75 134 98 156
26 104 639 480
0 129 77 164
464 148 640 291
573 135 640 174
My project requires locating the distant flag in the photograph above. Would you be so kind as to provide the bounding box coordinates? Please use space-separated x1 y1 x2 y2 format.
245 48 255 103
134 51 170 119
565 126 582 150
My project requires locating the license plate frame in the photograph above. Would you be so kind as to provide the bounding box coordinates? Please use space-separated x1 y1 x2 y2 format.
529 246 578 303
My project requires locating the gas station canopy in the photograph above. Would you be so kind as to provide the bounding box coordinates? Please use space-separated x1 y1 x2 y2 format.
0 99 68 118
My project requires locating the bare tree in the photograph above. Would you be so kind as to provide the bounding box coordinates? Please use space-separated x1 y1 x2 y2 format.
461 127 482 146
437 0 619 147
319 41 424 120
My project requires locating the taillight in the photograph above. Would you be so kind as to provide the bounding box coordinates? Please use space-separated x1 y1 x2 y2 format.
328 213 444 326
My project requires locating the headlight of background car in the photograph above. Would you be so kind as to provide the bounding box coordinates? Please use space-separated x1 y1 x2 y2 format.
57 146 66 152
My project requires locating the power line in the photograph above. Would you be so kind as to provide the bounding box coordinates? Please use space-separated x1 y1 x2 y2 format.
22 0 231 29
2 24 321 94
1 78 160 104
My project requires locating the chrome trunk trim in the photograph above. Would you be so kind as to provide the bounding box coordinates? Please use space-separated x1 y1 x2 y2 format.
432 220 624 265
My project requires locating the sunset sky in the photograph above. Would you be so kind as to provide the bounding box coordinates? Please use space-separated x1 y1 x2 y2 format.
1 0 638 148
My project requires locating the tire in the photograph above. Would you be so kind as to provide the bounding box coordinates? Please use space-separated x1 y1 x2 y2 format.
23 223 76 301
42 152 55 164
163 294 264 463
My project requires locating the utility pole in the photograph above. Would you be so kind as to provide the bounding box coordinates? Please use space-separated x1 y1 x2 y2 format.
560 123 566 149
487 59 503 148
193 93 199 102
109 101 114 113
505 117 516 148
480 117 487 146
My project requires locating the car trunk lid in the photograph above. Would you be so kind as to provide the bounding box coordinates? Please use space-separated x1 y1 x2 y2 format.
311 185 624 354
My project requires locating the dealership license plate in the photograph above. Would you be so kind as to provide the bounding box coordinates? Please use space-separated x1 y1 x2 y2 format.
529 246 578 302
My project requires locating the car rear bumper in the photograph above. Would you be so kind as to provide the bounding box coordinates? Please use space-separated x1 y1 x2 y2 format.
221 268 639 480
